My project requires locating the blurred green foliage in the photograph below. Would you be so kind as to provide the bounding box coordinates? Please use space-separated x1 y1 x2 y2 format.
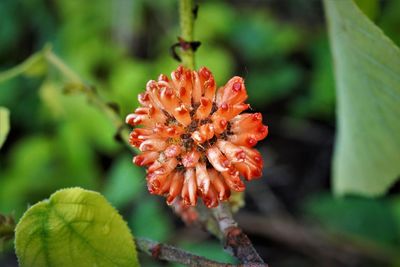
1 0 400 266
0 107 10 149
305 194 400 248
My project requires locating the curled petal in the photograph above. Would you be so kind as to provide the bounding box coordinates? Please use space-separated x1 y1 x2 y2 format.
148 104 168 123
195 97 213 120
159 173 173 195
138 92 151 106
199 124 214 140
148 157 178 176
206 146 230 172
178 86 192 107
241 146 263 169
195 162 211 194
133 151 159 166
209 169 231 201
234 146 263 180
191 123 214 144
211 103 249 121
216 76 248 106
145 80 164 109
191 71 202 103
228 125 268 147
146 158 178 195
129 128 153 146
125 113 149 127
147 172 169 195
167 172 184 205
172 67 193 107
153 124 183 139
202 186 219 208
182 168 197 206
139 138 168 152
159 86 180 116
158 74 169 82
126 104 167 127
174 104 192 126
228 134 257 147
198 67 216 101
234 161 262 180
212 117 228 135
230 113 263 133
164 144 182 158
221 168 245 192
182 150 200 168
216 140 246 163
171 65 184 81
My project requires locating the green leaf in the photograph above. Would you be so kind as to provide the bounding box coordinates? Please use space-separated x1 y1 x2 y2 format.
0 107 10 149
324 0 400 196
15 187 139 267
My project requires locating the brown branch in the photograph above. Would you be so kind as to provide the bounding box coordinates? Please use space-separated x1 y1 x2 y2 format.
212 204 266 266
136 237 235 267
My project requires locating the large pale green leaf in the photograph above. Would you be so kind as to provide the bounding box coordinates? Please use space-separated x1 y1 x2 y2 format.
0 107 10 149
324 0 400 196
15 188 139 267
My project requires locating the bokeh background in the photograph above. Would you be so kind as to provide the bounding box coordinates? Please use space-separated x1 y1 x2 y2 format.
1 0 400 266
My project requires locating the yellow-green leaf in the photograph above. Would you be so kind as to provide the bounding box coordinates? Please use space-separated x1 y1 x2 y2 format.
0 107 10 149
15 187 139 267
324 0 400 196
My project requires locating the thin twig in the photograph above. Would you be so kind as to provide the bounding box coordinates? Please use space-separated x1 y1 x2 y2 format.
136 238 235 267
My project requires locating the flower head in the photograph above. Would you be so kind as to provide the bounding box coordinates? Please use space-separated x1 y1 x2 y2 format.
126 66 268 208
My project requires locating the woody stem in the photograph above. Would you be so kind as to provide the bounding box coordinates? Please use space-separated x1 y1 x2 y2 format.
212 203 266 265
179 0 195 69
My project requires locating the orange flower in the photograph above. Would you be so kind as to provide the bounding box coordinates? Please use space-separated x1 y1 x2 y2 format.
126 66 268 208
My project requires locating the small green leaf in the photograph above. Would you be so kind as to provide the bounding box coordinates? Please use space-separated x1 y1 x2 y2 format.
15 187 139 267
324 0 400 196
0 107 10 149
